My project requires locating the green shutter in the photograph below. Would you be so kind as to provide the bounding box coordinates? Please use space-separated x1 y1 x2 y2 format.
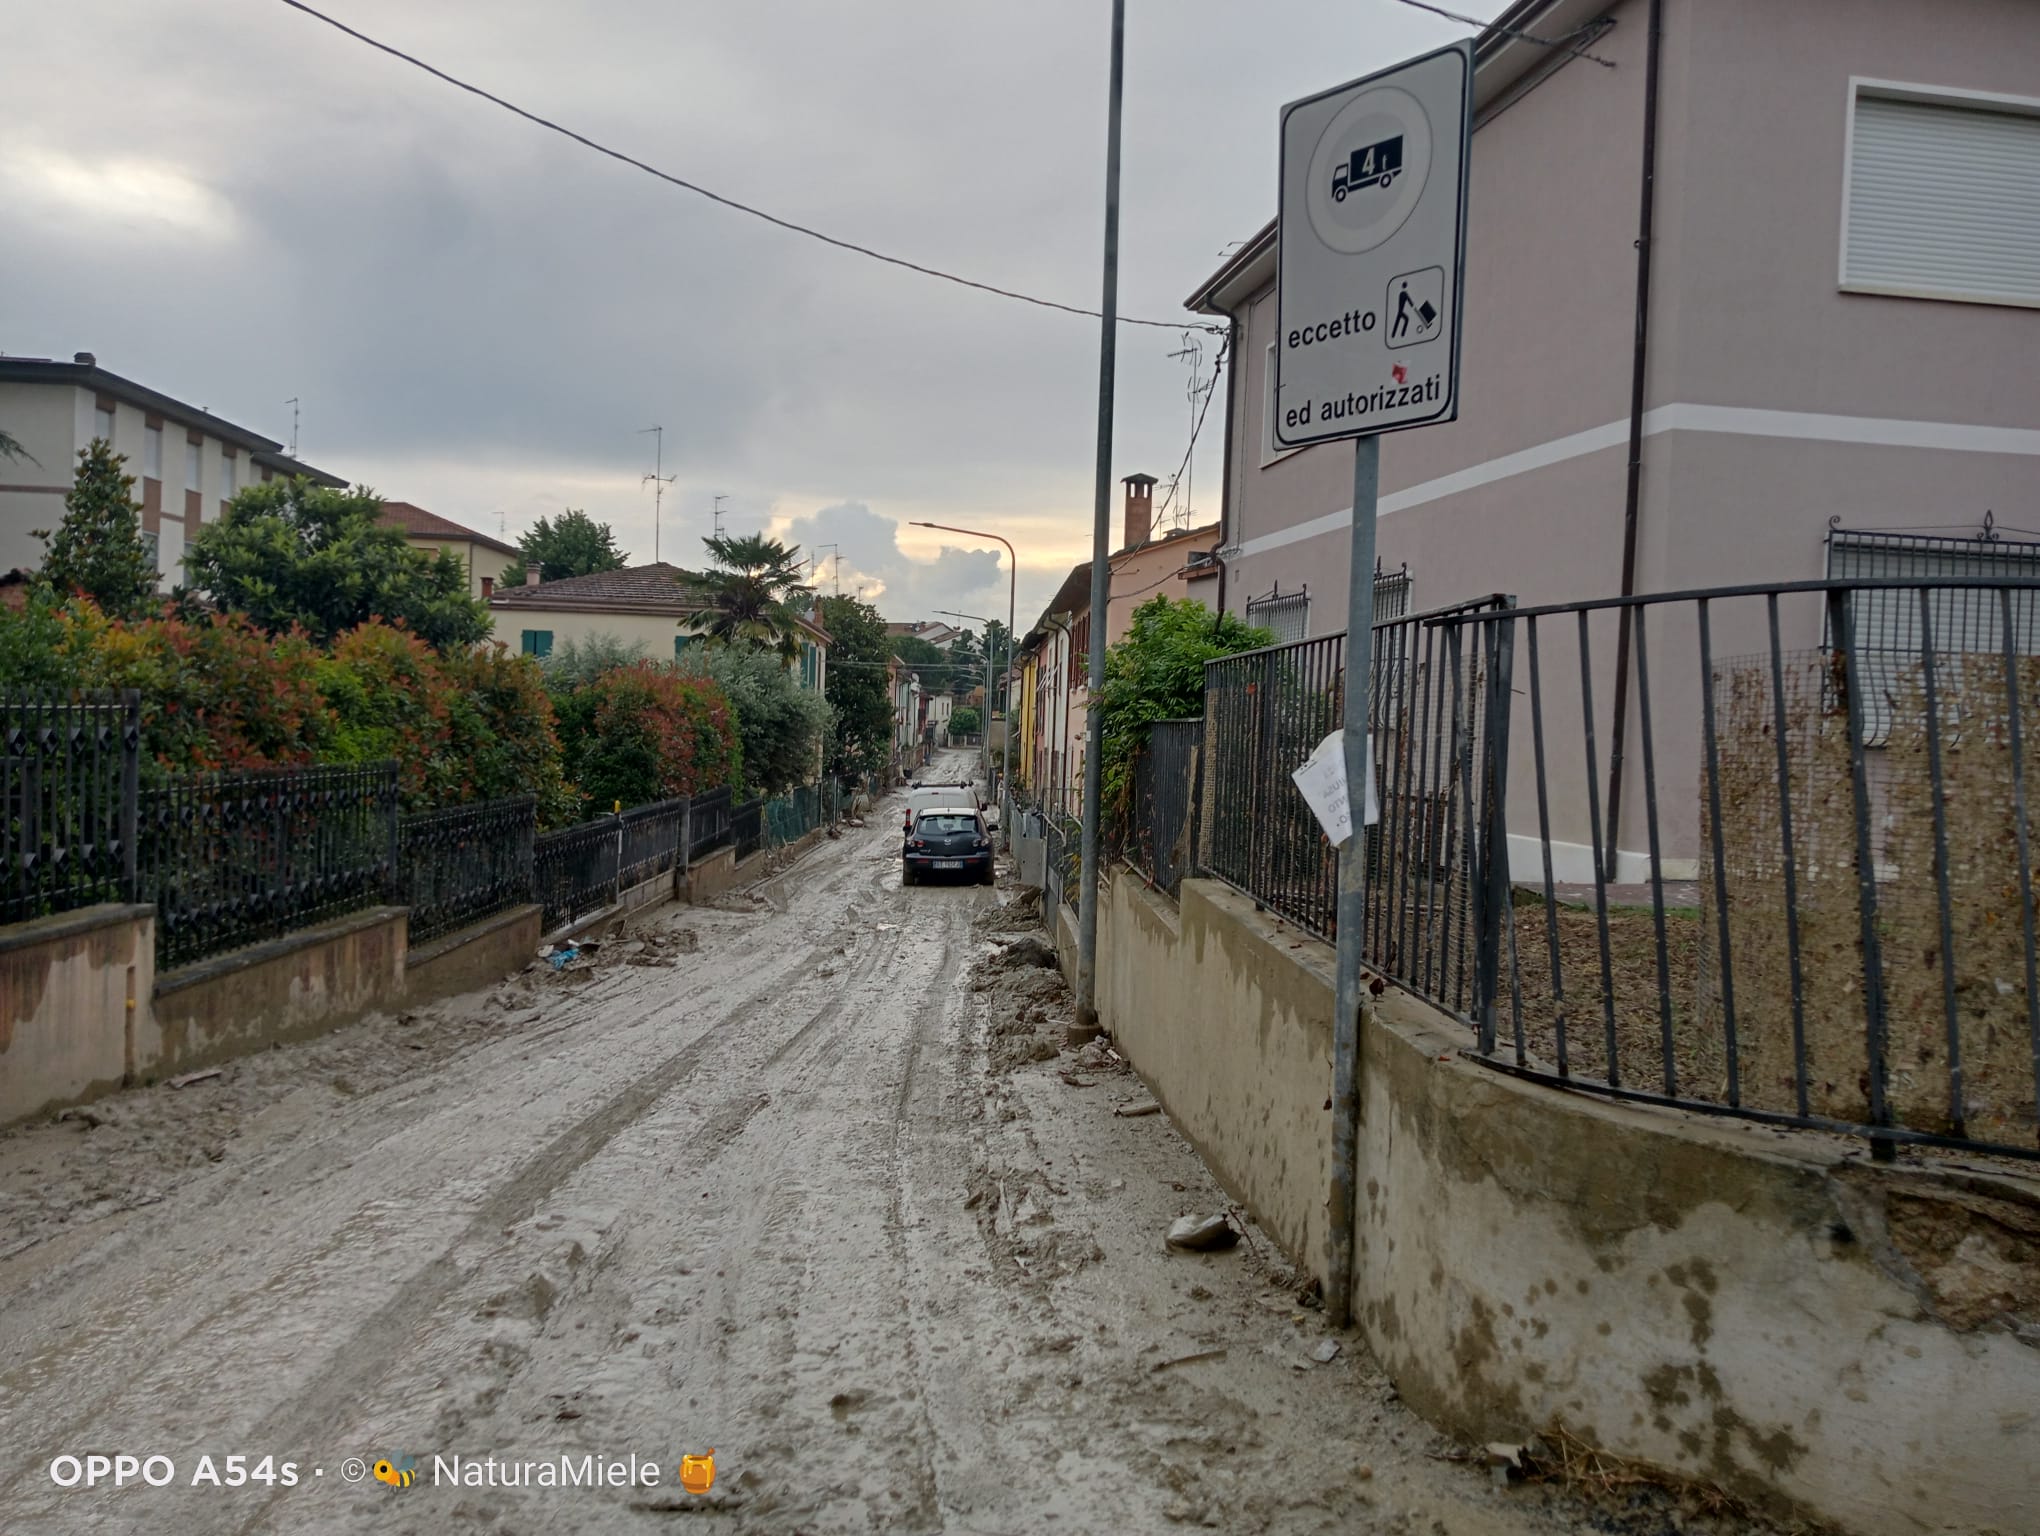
522 630 552 657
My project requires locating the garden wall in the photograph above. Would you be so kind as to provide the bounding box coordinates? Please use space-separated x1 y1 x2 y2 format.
1088 867 2040 1536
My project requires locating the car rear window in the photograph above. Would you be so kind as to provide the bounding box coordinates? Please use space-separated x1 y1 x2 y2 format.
917 814 979 835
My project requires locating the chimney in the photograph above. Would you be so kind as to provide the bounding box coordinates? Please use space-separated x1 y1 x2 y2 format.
524 568 541 587
73 352 96 367
1121 473 1157 549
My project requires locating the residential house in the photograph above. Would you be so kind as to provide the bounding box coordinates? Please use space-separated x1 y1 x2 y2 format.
0 352 342 586
1188 0 2040 878
1017 474 1221 818
487 563 830 697
884 619 963 650
378 501 520 602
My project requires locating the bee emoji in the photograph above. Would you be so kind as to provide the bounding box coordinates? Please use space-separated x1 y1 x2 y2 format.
373 1456 418 1489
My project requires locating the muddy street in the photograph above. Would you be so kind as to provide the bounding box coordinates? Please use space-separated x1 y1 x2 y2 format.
1 758 1640 1535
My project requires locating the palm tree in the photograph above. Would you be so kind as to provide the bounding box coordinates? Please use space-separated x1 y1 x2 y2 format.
689 533 814 659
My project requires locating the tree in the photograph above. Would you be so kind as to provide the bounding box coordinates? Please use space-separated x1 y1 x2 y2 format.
184 480 489 651
501 509 626 587
37 440 157 618
683 644 829 798
693 533 813 658
540 632 649 691
981 618 1013 710
0 428 37 465
819 595 893 784
1094 597 1272 815
949 705 981 738
947 629 982 699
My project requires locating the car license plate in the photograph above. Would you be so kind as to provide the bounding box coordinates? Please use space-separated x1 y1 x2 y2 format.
934 859 963 870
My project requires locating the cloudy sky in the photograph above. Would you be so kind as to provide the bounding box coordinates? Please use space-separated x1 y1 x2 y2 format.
3 0 1487 628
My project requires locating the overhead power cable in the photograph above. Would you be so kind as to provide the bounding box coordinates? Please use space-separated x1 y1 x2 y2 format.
275 0 1217 331
1386 0 1617 67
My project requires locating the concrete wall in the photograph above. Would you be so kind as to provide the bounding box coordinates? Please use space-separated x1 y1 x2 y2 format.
404 903 542 1007
151 908 408 1076
1089 869 2040 1536
680 846 739 904
0 905 154 1124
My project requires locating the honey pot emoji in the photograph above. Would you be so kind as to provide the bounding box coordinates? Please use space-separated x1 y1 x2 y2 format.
678 1451 715 1495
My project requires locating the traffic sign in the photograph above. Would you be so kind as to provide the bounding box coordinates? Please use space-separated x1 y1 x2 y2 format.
1274 42 1472 448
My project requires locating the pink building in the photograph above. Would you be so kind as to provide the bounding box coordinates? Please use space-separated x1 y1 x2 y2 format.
1189 0 2040 877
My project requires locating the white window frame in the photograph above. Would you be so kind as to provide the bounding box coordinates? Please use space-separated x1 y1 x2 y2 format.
185 440 202 493
143 424 163 480
1838 76 2040 311
1259 340 1302 468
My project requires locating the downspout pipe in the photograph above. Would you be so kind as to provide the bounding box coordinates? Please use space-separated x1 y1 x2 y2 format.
1603 0 1664 884
1214 312 1241 622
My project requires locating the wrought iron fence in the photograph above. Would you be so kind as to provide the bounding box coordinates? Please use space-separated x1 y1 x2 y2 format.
732 796 765 860
1198 596 1509 1017
140 762 401 970
1121 719 1201 893
533 815 620 933
619 797 688 890
399 795 536 945
1 690 140 926
1435 577 2040 1162
689 785 733 861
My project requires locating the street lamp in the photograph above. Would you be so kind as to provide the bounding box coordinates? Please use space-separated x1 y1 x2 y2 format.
911 522 1017 817
935 608 996 793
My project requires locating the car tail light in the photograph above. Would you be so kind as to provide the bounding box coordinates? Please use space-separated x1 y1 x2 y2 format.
907 838 926 850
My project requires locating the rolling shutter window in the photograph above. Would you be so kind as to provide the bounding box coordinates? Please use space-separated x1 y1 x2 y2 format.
1844 91 2040 307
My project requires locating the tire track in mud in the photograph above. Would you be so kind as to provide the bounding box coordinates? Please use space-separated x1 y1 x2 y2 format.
221 846 910 1531
0 822 897 1525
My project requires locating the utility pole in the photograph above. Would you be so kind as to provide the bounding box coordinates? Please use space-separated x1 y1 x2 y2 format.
284 398 299 459
639 426 674 563
1074 0 1125 1042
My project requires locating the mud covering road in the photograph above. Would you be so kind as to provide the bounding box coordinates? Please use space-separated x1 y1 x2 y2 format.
0 754 1738 1535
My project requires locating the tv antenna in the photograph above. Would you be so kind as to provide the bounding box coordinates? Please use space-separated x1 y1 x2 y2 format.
712 493 729 543
1166 333 1204 530
810 543 841 597
284 397 300 458
638 426 675 562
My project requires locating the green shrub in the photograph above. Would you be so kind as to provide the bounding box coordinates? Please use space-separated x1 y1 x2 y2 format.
556 662 740 812
681 644 827 798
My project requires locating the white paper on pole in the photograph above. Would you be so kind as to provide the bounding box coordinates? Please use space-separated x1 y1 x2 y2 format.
1292 730 1378 848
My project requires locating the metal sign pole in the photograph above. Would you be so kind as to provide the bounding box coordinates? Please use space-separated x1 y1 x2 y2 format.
1327 434 1378 1329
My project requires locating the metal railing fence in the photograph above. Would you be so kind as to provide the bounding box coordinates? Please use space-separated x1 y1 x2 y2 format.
140 762 401 970
1197 595 1511 1018
619 797 688 891
1437 576 2040 1162
1121 719 1202 894
732 796 765 860
1 690 140 925
533 815 621 933
399 795 536 945
688 785 733 861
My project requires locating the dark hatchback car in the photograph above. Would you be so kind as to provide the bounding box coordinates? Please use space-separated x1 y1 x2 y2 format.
902 808 995 886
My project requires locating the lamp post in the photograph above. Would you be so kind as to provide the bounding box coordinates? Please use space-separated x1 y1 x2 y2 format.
935 608 996 792
911 522 1016 813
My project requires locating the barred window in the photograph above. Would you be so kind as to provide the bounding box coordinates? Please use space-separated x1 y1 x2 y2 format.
1826 525 2040 744
1247 589 1309 643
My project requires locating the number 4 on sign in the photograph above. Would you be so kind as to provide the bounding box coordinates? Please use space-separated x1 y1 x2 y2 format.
1291 730 1379 849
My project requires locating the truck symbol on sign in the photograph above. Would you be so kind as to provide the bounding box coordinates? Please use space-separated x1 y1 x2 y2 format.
1332 135 1404 201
